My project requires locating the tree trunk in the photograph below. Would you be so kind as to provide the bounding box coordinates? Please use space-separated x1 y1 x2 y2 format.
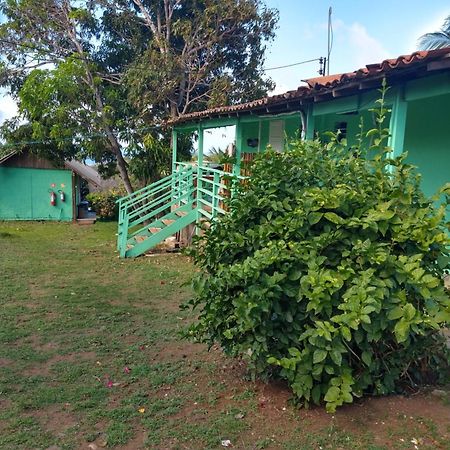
111 140 134 195
66 18 135 195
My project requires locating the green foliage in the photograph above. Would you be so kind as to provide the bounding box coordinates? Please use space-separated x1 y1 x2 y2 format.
185 87 450 412
86 188 125 220
0 0 278 189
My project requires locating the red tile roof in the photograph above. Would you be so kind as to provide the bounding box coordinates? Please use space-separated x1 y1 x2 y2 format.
170 47 450 125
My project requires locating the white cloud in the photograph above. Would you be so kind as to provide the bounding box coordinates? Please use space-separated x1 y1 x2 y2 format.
331 20 391 72
0 93 18 123
346 23 391 67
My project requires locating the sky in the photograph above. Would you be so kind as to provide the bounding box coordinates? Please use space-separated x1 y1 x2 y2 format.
1 0 449 150
263 0 450 93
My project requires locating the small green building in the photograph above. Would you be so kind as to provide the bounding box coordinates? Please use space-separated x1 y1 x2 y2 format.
0 150 101 222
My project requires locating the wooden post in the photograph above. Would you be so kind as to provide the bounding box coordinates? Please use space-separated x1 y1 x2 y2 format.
234 121 242 176
305 105 315 140
388 90 408 160
171 129 178 201
257 119 262 152
197 125 204 167
196 126 204 224
171 129 178 174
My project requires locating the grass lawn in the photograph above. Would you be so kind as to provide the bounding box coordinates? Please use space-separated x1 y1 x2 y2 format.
0 221 449 450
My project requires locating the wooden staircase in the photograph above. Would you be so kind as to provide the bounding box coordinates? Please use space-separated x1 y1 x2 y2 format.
117 163 245 258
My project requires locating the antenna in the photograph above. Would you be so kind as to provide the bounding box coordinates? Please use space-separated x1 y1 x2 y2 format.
327 6 333 76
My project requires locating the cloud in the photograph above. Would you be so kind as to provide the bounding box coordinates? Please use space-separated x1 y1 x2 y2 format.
346 23 391 67
332 20 391 71
0 93 18 123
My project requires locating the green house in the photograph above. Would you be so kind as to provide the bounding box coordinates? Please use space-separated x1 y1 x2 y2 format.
117 48 450 257
172 48 450 197
0 150 102 222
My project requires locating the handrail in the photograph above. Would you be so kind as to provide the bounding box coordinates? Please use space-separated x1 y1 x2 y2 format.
116 160 250 257
117 172 175 205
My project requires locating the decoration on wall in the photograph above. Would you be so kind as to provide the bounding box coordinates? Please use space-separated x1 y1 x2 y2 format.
247 138 259 148
51 183 56 188
49 190 56 206
61 183 65 188
58 190 65 202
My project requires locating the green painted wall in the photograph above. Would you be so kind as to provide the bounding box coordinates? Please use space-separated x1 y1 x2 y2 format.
404 93 450 198
239 115 301 153
0 167 73 221
241 121 261 153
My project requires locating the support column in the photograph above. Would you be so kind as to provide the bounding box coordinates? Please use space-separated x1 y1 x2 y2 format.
234 121 243 176
196 126 204 222
197 125 204 167
305 105 316 140
171 129 178 174
388 89 408 160
257 120 262 152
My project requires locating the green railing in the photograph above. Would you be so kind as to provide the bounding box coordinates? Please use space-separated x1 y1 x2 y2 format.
117 164 195 255
116 162 247 257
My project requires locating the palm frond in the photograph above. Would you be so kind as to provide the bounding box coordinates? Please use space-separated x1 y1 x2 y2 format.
418 16 450 50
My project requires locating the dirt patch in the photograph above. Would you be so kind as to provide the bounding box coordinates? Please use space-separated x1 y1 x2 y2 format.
154 341 207 363
330 394 450 448
151 339 450 449
0 357 14 368
23 351 97 377
27 404 78 435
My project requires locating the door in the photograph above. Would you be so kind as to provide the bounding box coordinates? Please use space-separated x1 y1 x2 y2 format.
269 120 285 151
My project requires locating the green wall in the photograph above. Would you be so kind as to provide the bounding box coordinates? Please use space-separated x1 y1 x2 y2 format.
239 115 301 153
404 93 450 198
0 167 73 221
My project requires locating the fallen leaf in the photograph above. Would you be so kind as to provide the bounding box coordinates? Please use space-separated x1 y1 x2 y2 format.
138 407 145 414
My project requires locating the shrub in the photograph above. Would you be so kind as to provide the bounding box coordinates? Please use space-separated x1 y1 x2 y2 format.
185 89 450 412
86 188 124 220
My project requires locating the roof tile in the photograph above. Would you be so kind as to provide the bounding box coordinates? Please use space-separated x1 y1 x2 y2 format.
170 47 450 125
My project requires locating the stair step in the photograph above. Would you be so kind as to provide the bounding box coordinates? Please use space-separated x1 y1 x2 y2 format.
175 210 188 217
135 235 148 243
162 219 175 226
126 244 133 250
149 227 162 234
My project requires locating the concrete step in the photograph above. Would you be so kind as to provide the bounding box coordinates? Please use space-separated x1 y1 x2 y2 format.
148 227 162 234
162 219 175 226
76 218 96 225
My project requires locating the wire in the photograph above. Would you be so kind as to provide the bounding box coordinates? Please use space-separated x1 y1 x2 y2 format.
0 124 163 150
263 58 322 72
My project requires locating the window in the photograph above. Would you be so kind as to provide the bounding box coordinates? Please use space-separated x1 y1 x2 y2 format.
334 121 347 141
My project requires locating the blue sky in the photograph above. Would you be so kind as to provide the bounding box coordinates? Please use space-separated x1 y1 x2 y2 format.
1 0 449 138
263 0 450 93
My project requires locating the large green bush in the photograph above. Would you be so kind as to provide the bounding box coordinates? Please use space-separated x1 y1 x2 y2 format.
86 188 125 220
186 94 450 412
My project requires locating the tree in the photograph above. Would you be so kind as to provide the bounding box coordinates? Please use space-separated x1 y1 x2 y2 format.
0 0 136 193
117 0 278 120
0 0 278 192
418 15 450 50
